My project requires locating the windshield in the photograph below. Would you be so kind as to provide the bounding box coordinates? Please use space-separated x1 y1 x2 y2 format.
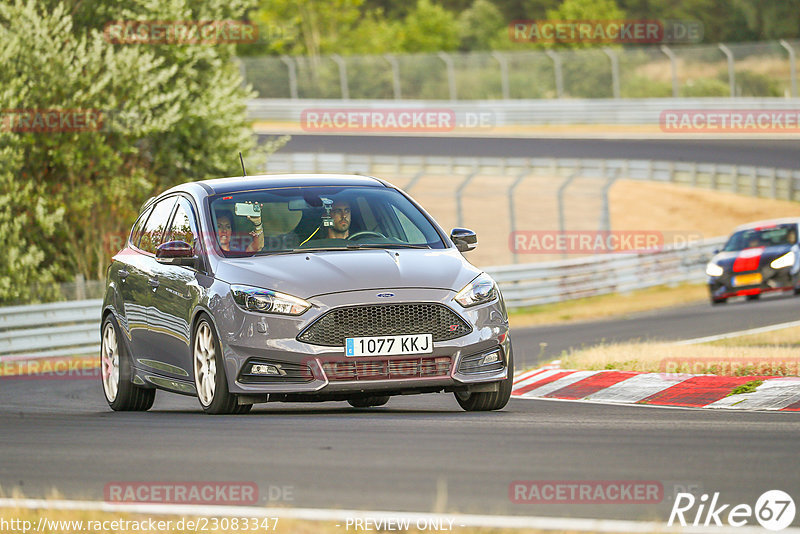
208 186 445 256
722 224 798 252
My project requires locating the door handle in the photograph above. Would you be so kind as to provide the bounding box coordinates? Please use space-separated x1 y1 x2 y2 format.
148 278 159 288
118 269 129 281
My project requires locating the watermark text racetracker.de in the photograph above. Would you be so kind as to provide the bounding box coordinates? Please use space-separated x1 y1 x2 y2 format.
104 481 293 505
300 108 494 133
509 230 704 255
509 19 702 44
660 358 800 377
1 109 141 134
661 110 800 133
104 20 258 45
510 480 663 504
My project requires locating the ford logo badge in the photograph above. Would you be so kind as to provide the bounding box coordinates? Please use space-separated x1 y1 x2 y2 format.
376 293 395 298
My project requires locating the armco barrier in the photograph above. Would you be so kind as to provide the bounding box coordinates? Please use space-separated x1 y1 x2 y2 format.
262 154 800 202
0 299 101 360
248 97 800 126
486 237 725 308
0 238 725 360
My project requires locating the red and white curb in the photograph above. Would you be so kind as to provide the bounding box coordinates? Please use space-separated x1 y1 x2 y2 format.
512 368 800 411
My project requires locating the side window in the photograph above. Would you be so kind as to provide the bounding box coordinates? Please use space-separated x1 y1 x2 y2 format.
129 205 153 247
138 197 177 254
168 197 199 251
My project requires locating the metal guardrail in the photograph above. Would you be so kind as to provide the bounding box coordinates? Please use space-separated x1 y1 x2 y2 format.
0 299 101 360
485 238 725 308
248 97 800 125
263 154 800 202
0 240 725 360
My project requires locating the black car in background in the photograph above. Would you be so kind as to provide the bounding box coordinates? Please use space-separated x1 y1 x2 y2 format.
706 218 800 305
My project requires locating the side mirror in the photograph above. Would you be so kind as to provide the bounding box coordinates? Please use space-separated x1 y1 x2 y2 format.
450 228 477 252
156 240 197 267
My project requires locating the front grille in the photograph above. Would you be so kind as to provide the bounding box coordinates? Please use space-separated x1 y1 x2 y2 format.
298 303 471 347
322 356 452 381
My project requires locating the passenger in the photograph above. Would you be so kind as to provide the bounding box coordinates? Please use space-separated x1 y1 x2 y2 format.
216 209 264 253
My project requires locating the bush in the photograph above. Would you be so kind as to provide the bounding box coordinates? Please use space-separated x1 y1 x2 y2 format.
0 0 280 304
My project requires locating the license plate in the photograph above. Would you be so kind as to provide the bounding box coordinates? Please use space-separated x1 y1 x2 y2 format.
345 334 433 357
734 273 762 286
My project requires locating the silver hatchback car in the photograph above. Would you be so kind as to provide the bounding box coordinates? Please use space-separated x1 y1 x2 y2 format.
101 174 513 414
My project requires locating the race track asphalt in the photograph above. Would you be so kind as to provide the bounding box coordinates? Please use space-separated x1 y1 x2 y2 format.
2 295 798 525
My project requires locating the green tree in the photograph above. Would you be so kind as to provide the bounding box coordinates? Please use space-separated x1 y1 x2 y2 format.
397 0 460 53
458 0 506 51
0 0 282 303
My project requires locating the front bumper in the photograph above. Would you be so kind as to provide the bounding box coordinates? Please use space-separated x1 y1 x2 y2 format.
708 266 795 299
214 288 511 396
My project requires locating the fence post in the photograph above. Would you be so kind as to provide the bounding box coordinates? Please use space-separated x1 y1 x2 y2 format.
603 47 621 99
599 169 619 236
780 40 798 98
437 52 457 101
456 169 479 227
383 54 402 99
280 56 298 99
660 45 679 97
557 169 580 258
545 50 564 98
770 167 777 199
405 169 425 193
75 274 86 301
492 52 510 100
331 54 349 100
718 44 736 97
508 169 531 264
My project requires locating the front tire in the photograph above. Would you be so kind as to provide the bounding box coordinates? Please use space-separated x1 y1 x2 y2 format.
746 293 760 301
101 316 155 411
454 350 513 412
193 317 251 415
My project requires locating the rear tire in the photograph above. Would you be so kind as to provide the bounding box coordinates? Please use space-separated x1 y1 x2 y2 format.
746 294 760 301
193 316 251 415
101 316 155 411
711 297 727 305
454 349 513 412
347 396 390 408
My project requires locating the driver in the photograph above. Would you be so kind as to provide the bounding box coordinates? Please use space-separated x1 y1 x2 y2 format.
327 199 351 239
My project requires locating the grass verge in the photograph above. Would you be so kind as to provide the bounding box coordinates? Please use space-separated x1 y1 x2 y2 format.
550 326 800 377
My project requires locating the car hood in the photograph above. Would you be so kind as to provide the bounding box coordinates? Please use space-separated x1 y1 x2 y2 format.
712 244 793 270
213 248 482 299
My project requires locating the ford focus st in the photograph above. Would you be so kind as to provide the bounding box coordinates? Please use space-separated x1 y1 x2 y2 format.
100 174 513 414
706 218 800 305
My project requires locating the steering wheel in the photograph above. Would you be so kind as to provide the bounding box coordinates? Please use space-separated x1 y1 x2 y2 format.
347 231 386 240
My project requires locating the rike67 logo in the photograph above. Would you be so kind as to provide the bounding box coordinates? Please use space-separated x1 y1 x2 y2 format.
669 490 796 531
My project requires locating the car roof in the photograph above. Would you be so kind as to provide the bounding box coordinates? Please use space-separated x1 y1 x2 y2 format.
733 217 800 231
186 173 388 195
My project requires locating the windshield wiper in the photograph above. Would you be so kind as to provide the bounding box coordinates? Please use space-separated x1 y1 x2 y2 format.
345 243 430 249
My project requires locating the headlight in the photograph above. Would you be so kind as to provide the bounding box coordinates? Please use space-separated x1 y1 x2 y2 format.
705 262 724 277
231 285 310 316
454 273 498 307
770 251 795 269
